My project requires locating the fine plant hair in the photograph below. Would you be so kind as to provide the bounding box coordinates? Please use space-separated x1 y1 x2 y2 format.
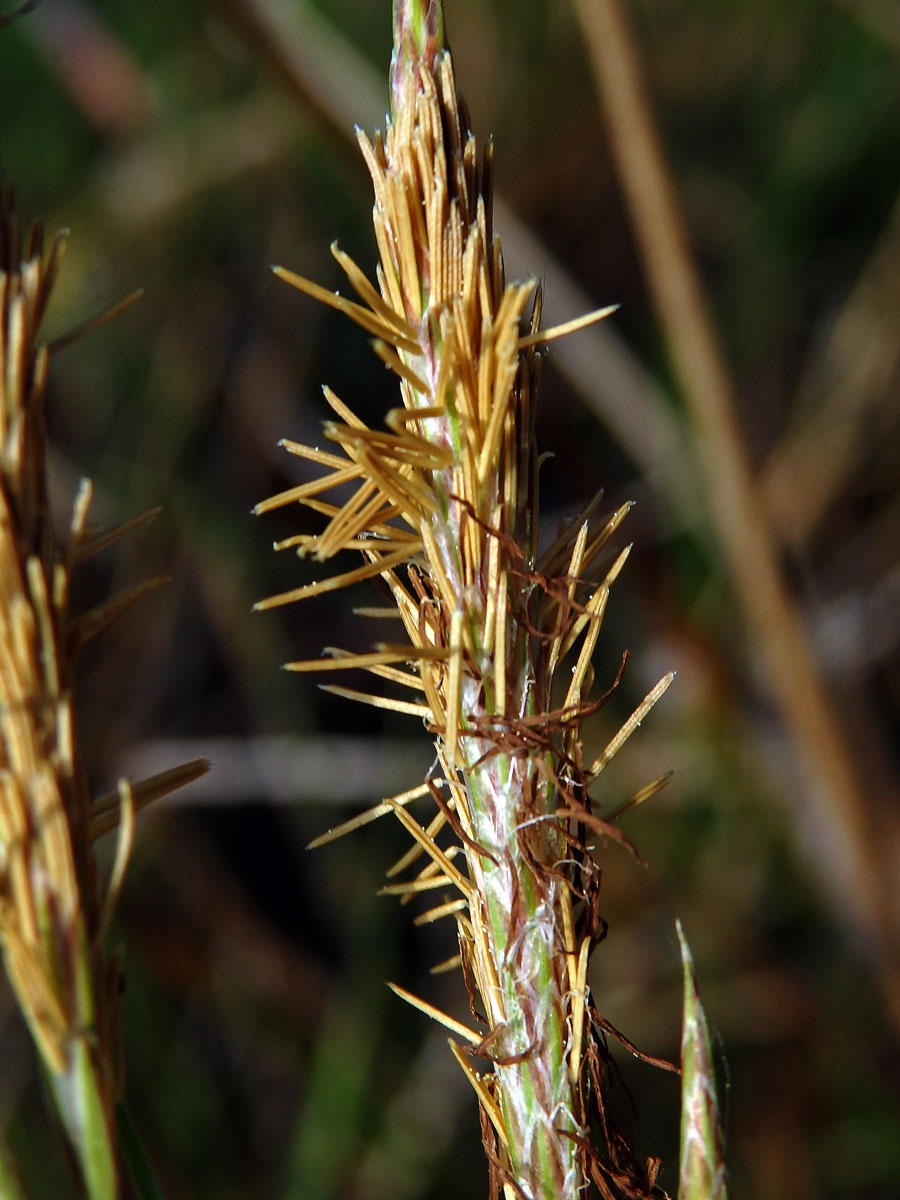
0 185 207 1199
256 3 725 1197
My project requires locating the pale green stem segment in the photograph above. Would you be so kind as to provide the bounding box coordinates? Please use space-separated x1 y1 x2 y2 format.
392 0 444 57
677 921 728 1200
422 329 578 1194
391 0 445 114
38 915 119 1199
427 397 578 1195
466 753 578 1200
48 1040 118 1200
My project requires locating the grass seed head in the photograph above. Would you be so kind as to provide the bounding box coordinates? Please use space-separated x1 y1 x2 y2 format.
258 3 671 1195
0 184 209 1196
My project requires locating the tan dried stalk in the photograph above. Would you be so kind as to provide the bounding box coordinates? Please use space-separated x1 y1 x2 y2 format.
257 3 674 1196
0 185 207 1198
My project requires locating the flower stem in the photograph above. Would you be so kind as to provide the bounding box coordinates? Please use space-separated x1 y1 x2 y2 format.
259 3 675 1194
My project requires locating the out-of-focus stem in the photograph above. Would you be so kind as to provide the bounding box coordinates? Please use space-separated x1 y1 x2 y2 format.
572 0 900 1030
48 1034 118 1200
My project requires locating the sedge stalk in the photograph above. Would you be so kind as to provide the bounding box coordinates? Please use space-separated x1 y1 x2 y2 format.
257 3 681 1196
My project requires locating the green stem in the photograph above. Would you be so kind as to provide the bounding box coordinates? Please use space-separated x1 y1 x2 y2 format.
677 921 728 1200
46 1035 118 1200
465 741 579 1199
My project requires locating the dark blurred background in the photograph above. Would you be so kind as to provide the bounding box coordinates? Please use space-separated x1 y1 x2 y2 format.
1 0 899 1196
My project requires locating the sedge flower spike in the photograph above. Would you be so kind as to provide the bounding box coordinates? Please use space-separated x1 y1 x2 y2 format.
257 2 674 1196
0 186 208 1198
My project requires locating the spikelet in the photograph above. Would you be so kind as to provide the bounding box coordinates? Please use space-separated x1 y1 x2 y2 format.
0 184 208 1198
677 923 729 1200
256 3 673 1196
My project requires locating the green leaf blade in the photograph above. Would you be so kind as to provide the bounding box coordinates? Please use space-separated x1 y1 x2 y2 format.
677 920 728 1200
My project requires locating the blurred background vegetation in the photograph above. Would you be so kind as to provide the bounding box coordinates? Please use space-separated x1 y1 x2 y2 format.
1 0 899 1196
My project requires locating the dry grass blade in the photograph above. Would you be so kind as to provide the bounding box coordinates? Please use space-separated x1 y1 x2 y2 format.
760 190 900 547
387 981 481 1044
72 503 163 562
571 0 900 1032
68 573 170 652
47 287 144 355
306 781 432 848
91 758 211 838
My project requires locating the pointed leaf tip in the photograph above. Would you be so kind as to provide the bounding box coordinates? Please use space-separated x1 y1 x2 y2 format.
677 921 728 1200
